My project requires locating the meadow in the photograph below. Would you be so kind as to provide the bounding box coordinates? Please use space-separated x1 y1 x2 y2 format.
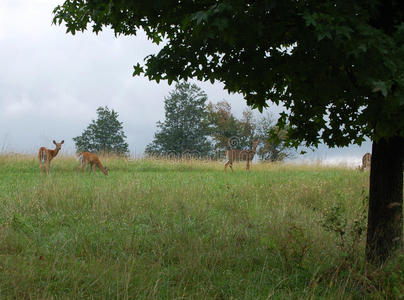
0 154 402 299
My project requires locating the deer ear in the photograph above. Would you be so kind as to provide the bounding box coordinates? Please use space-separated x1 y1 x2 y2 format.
53 140 57 145
61 140 64 144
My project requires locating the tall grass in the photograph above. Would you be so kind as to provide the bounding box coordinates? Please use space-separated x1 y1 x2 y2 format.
0 154 402 299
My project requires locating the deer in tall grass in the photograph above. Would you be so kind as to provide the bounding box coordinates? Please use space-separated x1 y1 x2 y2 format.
77 152 109 175
38 140 64 175
360 152 371 171
224 140 260 172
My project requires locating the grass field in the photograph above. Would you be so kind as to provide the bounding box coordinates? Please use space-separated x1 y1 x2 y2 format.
0 154 402 299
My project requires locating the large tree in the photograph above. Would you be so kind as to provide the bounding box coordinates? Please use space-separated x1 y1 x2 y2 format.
74 106 129 155
53 1 403 264
145 82 211 158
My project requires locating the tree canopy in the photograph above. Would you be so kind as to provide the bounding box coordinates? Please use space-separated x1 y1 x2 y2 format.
53 0 403 148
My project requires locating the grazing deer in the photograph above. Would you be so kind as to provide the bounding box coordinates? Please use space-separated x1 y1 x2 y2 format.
38 140 64 175
225 140 260 172
77 152 108 175
360 152 372 171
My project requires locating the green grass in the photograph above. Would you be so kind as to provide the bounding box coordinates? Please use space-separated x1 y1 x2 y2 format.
0 154 402 299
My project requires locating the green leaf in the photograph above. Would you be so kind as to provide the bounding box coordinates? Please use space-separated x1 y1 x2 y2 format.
133 64 144 76
358 44 367 52
191 11 209 25
336 26 352 39
302 13 317 27
372 81 390 97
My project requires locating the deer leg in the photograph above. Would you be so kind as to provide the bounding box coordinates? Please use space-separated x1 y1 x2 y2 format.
225 160 234 172
92 164 96 173
81 161 88 174
89 163 93 175
46 160 50 175
224 160 230 172
42 162 46 175
246 160 251 171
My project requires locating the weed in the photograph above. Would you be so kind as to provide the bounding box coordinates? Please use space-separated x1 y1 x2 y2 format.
0 155 399 299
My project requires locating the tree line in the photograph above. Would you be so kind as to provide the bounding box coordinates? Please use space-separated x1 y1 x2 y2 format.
72 84 292 161
145 82 293 161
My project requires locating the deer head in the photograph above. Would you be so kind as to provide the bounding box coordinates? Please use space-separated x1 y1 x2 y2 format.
53 140 64 150
252 140 260 151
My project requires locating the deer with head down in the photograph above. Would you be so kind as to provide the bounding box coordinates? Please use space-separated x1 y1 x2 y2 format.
77 152 109 176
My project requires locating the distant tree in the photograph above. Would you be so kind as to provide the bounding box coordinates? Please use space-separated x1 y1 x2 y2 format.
256 113 294 162
145 82 211 157
240 108 257 146
73 106 129 155
206 101 246 153
207 103 293 161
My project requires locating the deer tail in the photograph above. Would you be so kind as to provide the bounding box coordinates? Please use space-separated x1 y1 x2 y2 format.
39 148 47 163
77 152 84 164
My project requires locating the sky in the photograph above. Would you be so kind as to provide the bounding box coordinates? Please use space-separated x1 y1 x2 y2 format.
0 0 371 166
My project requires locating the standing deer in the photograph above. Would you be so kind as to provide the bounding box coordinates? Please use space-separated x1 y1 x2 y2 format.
360 152 372 171
225 140 260 172
77 152 109 175
38 140 64 175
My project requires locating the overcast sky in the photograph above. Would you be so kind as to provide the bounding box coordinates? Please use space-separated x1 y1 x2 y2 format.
0 0 371 165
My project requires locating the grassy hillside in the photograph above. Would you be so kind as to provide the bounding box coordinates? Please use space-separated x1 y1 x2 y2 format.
0 154 402 299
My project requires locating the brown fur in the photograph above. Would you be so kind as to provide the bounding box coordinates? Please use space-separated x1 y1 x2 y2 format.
225 141 259 172
77 152 108 175
360 152 371 171
38 140 64 175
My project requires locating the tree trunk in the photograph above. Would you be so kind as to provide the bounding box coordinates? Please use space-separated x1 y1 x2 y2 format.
366 136 403 265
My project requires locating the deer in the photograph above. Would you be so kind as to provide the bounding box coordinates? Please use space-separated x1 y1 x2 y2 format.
224 140 260 172
77 152 109 176
360 152 371 171
38 140 64 175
